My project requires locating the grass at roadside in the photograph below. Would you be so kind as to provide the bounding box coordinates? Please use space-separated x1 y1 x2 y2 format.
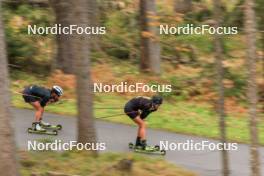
10 70 264 145
19 151 195 176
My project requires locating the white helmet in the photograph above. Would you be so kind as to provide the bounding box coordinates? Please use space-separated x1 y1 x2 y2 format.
52 85 63 96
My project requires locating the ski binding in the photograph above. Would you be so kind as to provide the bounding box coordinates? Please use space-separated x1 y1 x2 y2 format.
128 142 166 155
27 128 58 135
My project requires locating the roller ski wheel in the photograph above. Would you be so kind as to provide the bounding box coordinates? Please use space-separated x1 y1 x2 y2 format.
27 128 58 135
56 124 62 130
129 142 134 149
154 145 160 150
160 150 166 155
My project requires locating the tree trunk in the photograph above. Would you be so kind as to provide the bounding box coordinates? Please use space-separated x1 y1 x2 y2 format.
259 6 264 80
49 0 74 74
213 0 229 175
261 32 264 78
0 1 19 175
174 0 192 14
71 0 97 148
244 0 261 175
87 0 101 51
139 0 161 74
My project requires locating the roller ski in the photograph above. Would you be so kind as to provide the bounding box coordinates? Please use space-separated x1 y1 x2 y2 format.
27 122 58 135
39 121 62 130
128 141 166 155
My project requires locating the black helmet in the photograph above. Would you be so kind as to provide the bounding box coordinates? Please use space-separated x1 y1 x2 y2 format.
152 96 163 105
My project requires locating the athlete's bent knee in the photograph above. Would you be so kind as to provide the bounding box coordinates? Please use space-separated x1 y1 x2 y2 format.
139 121 146 128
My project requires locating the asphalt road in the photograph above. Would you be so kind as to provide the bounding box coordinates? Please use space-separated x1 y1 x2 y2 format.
12 108 264 176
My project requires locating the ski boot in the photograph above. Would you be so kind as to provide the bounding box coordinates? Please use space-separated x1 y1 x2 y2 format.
129 138 151 150
27 122 58 135
128 139 166 155
40 120 62 130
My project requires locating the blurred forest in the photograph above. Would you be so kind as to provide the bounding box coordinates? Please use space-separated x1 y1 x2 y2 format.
1 0 263 143
2 0 264 146
2 0 263 105
0 0 264 176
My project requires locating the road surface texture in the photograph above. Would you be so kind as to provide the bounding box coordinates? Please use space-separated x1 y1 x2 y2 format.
12 108 264 176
